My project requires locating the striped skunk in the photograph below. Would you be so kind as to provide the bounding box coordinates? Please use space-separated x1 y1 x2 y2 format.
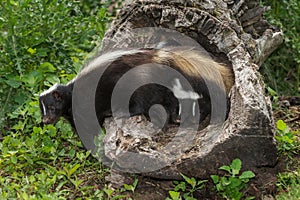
39 47 234 130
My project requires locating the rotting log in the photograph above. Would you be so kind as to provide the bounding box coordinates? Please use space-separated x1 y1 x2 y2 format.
97 0 283 185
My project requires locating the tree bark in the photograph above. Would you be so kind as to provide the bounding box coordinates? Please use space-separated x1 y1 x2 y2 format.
99 0 283 184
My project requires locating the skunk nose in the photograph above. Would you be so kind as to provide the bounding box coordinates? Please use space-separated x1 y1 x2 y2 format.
42 117 52 124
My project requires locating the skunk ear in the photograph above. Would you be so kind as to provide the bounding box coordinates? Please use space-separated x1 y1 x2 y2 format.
52 91 62 101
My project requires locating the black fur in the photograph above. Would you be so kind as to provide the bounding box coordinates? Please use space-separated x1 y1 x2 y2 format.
39 83 74 127
92 50 207 127
39 48 232 130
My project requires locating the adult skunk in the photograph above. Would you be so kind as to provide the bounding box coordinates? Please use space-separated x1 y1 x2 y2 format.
39 47 234 130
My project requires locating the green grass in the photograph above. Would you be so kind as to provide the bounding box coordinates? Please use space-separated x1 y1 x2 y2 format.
276 163 300 200
261 1 300 198
0 0 110 198
274 121 300 199
261 0 300 96
0 0 299 199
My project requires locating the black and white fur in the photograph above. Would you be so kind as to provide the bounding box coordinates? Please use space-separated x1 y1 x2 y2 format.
39 47 234 129
39 82 74 126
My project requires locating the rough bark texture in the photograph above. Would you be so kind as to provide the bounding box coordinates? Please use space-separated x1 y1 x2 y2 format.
99 0 283 185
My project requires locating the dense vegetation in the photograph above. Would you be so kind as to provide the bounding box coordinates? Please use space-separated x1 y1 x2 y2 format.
0 0 299 199
261 0 300 95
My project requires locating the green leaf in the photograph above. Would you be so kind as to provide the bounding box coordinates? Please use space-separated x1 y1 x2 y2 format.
40 62 56 73
219 165 231 173
174 181 186 192
10 155 17 164
266 87 277 97
69 164 81 176
229 177 242 188
70 178 83 188
210 175 219 184
45 125 57 137
169 191 181 200
197 179 208 187
22 71 43 87
181 173 196 188
103 187 114 197
277 120 287 131
239 171 255 179
33 126 42 134
123 184 133 191
5 78 22 88
220 176 230 186
69 149 75 158
123 178 138 192
183 193 196 200
27 47 37 55
132 178 138 189
14 93 27 104
13 121 25 131
45 75 61 85
230 159 242 176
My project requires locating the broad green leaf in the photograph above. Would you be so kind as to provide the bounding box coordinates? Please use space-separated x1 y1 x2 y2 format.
45 125 57 137
14 93 27 104
266 87 277 97
229 177 242 188
210 175 219 184
216 183 224 191
239 171 255 179
69 149 76 158
5 78 22 88
29 175 36 182
230 159 242 175
33 126 42 134
45 75 60 85
10 155 17 164
22 71 43 86
40 62 56 73
277 120 287 131
169 191 181 200
219 165 231 173
25 136 35 147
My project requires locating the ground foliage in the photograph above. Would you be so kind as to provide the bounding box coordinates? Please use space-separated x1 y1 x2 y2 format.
0 0 299 199
261 0 300 96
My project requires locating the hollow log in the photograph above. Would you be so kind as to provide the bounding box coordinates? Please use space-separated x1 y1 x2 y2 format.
96 0 283 185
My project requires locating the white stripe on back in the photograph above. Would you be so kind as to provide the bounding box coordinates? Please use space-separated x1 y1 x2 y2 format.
40 83 58 97
77 49 144 80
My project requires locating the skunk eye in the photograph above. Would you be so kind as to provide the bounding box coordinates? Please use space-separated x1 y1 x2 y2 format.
48 106 55 112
